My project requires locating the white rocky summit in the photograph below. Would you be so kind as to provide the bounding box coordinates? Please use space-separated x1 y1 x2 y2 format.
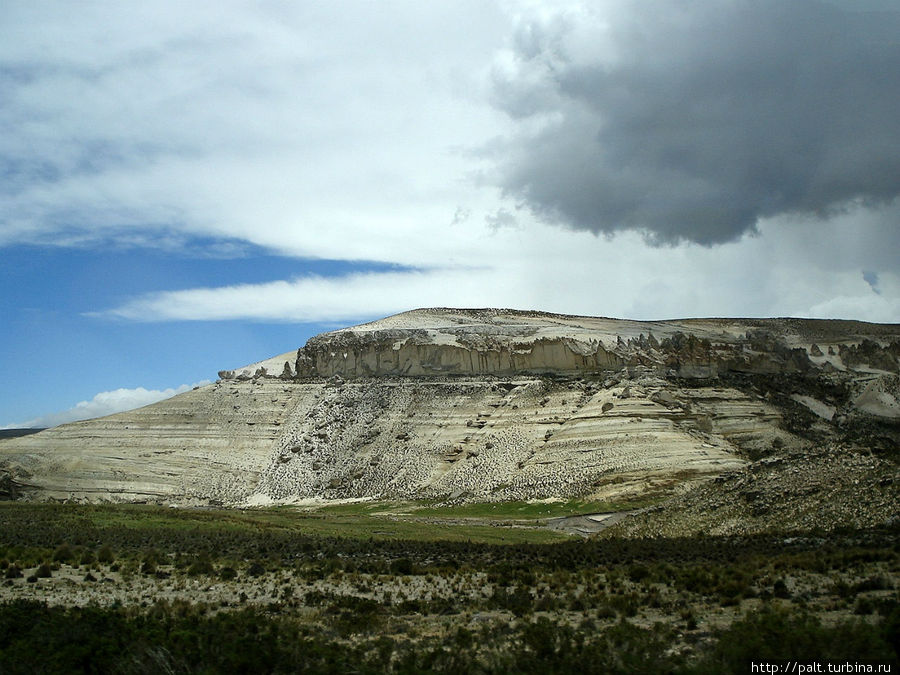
1 308 898 507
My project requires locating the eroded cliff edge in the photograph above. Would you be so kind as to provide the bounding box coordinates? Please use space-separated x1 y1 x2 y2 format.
221 309 900 382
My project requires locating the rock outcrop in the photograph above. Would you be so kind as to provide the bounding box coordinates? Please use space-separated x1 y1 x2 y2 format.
218 309 898 381
2 308 897 507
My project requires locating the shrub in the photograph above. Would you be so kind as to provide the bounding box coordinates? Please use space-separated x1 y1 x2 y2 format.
854 597 875 615
627 564 651 583
187 557 215 577
140 549 161 576
52 544 74 564
490 586 534 617
853 575 894 593
97 545 115 564
390 558 414 575
698 606 896 671
773 578 790 598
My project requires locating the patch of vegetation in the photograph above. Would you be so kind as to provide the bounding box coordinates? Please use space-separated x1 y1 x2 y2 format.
0 600 895 673
0 502 569 547
0 501 897 672
696 605 899 671
406 496 661 520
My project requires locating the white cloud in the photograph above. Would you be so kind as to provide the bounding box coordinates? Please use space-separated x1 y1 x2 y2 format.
96 269 504 323
2 0 897 327
0 1 511 267
3 381 211 429
95 203 900 325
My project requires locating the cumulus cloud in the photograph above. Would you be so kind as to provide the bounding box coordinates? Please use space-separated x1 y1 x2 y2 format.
3 382 211 429
489 0 900 244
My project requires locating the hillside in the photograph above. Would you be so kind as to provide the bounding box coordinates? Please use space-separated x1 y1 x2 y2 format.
1 308 898 530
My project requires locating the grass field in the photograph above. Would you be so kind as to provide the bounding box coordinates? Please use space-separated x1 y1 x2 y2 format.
0 501 897 672
307 495 661 519
0 501 572 546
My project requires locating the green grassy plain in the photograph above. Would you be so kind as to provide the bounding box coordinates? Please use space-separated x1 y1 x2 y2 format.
0 501 572 547
0 501 897 673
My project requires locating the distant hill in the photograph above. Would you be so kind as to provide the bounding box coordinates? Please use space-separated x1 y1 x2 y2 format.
0 428 45 440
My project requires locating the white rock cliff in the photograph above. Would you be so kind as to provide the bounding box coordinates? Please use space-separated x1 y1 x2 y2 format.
2 308 898 506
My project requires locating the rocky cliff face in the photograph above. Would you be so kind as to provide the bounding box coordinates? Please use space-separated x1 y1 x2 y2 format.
219 309 898 381
3 308 898 509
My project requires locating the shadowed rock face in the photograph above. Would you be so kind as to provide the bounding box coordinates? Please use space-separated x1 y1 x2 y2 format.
296 332 624 378
3 309 898 507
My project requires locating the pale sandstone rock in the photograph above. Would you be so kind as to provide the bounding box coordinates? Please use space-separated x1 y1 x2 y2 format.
1 308 897 505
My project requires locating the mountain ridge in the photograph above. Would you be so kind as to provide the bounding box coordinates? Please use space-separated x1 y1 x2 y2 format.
1 308 897 522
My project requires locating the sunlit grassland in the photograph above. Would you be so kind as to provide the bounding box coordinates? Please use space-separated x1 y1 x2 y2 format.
0 501 572 547
308 495 663 519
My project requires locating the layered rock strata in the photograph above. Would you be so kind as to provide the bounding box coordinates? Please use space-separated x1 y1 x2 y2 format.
2 308 898 506
220 309 899 382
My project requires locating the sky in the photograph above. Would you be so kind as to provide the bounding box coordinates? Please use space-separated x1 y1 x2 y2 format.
1 0 899 428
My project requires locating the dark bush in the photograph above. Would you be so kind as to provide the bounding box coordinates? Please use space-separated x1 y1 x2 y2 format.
853 575 894 593
698 605 896 671
627 563 651 583
52 544 74 564
97 545 115 564
140 549 162 576
490 586 534 617
389 557 414 575
187 556 215 576
773 578 790 598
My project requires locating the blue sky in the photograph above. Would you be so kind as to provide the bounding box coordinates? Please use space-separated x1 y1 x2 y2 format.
0 241 371 425
2 1 898 427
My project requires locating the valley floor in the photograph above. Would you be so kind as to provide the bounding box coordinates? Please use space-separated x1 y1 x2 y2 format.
1 502 897 673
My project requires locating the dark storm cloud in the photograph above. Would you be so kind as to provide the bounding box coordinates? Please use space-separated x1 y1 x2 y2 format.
863 270 881 294
490 0 900 244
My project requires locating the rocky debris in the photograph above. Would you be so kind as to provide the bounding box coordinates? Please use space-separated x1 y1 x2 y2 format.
610 441 900 537
853 375 900 419
607 369 900 538
0 469 25 500
838 339 900 372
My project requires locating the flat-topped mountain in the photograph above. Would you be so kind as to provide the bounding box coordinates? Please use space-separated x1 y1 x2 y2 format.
2 309 898 531
222 308 899 382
